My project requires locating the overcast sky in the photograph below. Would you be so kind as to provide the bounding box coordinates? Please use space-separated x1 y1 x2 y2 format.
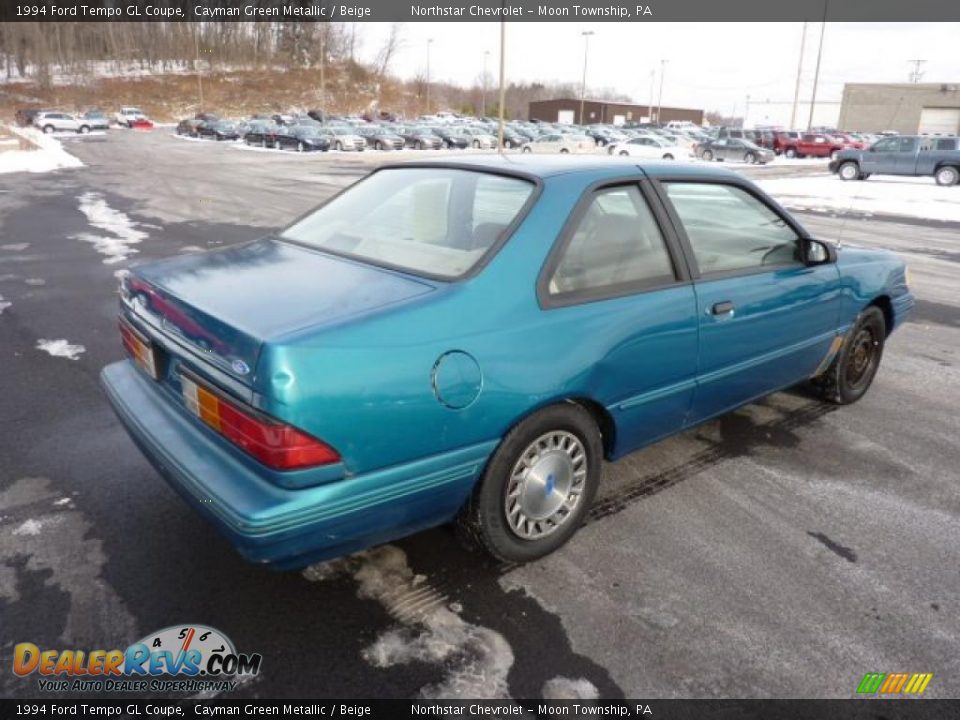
357 22 960 112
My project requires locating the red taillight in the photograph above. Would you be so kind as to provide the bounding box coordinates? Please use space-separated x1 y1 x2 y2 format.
181 374 340 471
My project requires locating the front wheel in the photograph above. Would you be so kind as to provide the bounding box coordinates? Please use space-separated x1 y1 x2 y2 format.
619 150 629 157
702 150 714 161
838 161 861 181
663 153 675 161
935 166 959 186
744 152 755 164
43 125 55 134
813 306 886 405
522 146 532 153
79 125 90 134
457 403 602 562
785 148 797 159
559 148 570 154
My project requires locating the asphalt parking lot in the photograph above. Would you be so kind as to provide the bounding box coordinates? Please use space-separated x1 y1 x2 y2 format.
1 130 958 700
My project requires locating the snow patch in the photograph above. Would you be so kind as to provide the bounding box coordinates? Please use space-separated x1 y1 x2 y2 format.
0 295 10 314
303 545 514 699
13 519 43 536
72 192 148 264
54 498 72 506
542 677 599 700
37 338 85 361
24 278 46 286
759 175 960 223
1 243 30 251
0 127 84 175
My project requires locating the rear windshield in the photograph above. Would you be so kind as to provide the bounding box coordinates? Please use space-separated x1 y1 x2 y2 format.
280 168 535 279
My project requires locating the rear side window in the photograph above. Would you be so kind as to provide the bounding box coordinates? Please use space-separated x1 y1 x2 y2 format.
281 168 534 279
664 183 800 275
547 185 676 298
898 137 919 153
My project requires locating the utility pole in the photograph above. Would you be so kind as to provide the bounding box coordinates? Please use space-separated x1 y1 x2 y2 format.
908 59 926 83
744 94 751 128
497 22 506 152
789 21 807 130
320 26 325 119
648 68 655 122
425 38 434 115
806 1 828 132
194 25 203 112
481 50 490 117
579 31 595 125
656 59 667 125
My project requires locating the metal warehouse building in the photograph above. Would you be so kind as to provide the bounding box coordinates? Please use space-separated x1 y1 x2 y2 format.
838 83 960 135
529 98 704 126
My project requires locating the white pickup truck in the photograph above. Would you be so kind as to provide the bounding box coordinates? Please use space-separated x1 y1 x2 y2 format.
115 107 147 127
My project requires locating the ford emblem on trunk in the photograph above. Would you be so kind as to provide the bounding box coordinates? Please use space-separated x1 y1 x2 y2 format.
231 359 250 375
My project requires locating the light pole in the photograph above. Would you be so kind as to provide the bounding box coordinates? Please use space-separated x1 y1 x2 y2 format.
656 59 667 125
579 31 594 125
194 26 204 112
320 26 326 119
790 22 807 130
649 68 655 122
481 50 490 118
807 0 828 131
497 22 506 151
744 94 751 128
425 38 434 115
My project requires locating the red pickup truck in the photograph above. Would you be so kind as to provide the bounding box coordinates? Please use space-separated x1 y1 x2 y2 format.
780 133 845 159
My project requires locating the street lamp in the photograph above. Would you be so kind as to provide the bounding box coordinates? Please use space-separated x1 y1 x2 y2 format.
425 38 434 115
579 31 595 125
656 59 667 125
482 50 490 118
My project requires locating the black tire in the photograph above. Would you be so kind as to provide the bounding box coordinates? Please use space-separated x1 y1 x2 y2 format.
43 125 55 134
744 151 755 164
559 148 570 154
375 141 383 150
838 161 861 181
473 140 481 149
79 125 90 134
813 306 886 405
934 165 959 186
335 141 343 151
785 148 797 159
457 403 602 563
522 146 532 153
663 153 675 161
619 150 629 157
703 150 714 161
505 140 513 149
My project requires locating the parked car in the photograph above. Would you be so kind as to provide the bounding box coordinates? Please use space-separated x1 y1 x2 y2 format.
242 121 283 148
323 127 366 152
781 133 844 159
356 126 405 151
15 108 44 127
197 120 241 141
431 127 470 149
115 107 147 127
831 133 867 151
80 110 110 130
608 136 687 160
176 118 203 137
697 138 774 164
772 131 801 155
459 127 498 149
102 156 914 568
521 133 595 154
33 111 91 134
284 126 333 152
396 126 443 150
830 135 960 185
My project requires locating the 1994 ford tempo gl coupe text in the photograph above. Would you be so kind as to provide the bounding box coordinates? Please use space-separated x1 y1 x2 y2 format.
101 156 914 568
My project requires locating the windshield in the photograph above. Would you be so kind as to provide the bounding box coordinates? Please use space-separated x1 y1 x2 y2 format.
280 168 535 279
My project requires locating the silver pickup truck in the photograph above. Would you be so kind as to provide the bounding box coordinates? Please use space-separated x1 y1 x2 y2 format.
829 135 960 186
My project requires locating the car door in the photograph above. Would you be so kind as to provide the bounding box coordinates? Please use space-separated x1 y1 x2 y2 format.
893 136 920 175
657 179 843 423
861 137 900 174
539 181 698 456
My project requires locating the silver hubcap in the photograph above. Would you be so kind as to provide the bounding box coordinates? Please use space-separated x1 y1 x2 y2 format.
505 431 587 540
841 164 857 179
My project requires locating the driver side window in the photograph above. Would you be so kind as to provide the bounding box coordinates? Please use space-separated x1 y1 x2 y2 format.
664 183 801 275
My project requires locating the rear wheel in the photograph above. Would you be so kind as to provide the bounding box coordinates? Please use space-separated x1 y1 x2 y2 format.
43 125 55 134
838 161 861 181
663 153 675 160
785 147 797 159
619 150 629 157
935 166 959 186
560 148 570 154
744 151 755 164
813 306 886 405
457 403 602 562
702 150 714 161
79 125 90 134
522 146 532 153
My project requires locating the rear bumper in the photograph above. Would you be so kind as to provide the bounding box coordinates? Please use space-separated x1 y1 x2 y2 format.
101 360 495 569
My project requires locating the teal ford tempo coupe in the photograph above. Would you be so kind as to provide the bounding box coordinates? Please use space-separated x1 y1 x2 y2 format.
101 156 914 568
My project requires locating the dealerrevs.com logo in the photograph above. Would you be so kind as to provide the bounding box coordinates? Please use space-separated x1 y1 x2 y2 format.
13 624 262 693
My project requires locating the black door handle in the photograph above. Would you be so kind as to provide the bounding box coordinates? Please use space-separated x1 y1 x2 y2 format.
711 301 735 315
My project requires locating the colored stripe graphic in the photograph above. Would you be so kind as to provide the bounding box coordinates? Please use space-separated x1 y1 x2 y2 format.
859 672 933 695
857 673 885 694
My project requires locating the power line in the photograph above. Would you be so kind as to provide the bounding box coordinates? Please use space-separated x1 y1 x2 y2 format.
908 59 926 83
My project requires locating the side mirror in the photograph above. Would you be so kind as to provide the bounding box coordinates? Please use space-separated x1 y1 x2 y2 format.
803 238 836 265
